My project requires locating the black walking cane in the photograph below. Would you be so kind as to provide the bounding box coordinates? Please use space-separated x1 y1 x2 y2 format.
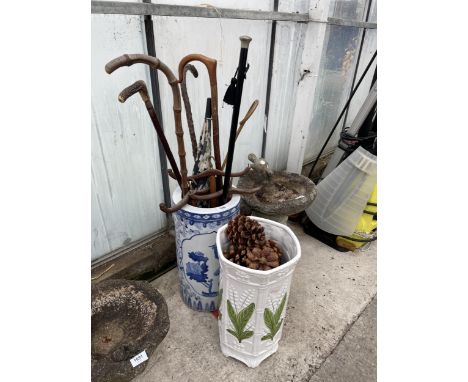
221 35 252 204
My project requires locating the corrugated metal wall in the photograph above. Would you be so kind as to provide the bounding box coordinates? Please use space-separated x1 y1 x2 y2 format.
91 0 376 260
91 14 167 259
303 0 373 163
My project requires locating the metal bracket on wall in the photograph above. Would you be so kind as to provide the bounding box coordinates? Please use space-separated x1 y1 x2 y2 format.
142 0 172 217
327 17 376 29
91 1 377 29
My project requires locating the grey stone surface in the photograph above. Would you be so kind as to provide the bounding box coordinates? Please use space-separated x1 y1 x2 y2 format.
238 154 317 220
91 280 170 382
238 168 317 217
136 222 376 382
309 297 377 382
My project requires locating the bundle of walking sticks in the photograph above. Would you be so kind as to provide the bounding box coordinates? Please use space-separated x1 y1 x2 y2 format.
105 36 259 213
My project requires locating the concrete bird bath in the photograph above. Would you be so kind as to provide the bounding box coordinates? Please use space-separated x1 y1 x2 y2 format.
237 154 317 224
91 279 170 382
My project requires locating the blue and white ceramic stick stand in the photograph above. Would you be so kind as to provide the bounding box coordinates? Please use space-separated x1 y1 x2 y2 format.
172 187 240 312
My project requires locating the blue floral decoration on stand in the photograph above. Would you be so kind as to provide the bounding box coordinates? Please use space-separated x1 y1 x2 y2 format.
185 249 219 298
174 203 240 311
186 251 209 283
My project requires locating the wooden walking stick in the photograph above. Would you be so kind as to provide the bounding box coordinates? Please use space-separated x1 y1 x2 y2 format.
105 54 190 196
177 54 223 196
181 64 199 160
222 99 259 170
163 165 261 213
118 80 182 185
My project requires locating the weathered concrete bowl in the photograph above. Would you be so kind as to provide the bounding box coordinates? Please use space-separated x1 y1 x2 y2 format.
238 167 317 223
91 279 170 382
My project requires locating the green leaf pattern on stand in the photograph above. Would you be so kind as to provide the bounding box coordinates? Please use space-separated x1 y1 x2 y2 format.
217 288 223 320
261 293 287 341
226 299 255 343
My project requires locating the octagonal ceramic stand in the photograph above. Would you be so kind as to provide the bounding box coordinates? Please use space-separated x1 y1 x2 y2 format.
216 216 301 367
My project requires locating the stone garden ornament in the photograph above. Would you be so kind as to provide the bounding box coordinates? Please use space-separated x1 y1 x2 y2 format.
238 153 317 223
91 280 169 382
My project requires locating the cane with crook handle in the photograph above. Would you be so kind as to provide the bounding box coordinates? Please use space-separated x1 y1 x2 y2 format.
161 165 260 213
105 54 190 196
118 80 182 185
181 64 199 160
177 54 223 198
159 185 262 213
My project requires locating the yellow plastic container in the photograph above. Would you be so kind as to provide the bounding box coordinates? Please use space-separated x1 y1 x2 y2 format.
336 184 377 251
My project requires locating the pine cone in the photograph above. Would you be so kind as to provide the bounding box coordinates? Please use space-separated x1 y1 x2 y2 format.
225 216 282 270
223 243 244 265
245 240 282 271
226 215 266 252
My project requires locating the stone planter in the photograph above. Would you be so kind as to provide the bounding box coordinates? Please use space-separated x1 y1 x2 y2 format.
216 217 301 367
91 280 169 382
172 187 240 311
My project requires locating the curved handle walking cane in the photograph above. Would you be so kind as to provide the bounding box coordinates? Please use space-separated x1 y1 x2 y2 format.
181 65 199 160
177 54 223 195
222 99 259 170
159 185 262 213
105 54 190 196
162 165 260 213
168 166 251 182
118 80 182 185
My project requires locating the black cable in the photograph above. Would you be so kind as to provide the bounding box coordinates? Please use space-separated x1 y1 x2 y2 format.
261 0 279 158
308 50 377 179
342 0 373 129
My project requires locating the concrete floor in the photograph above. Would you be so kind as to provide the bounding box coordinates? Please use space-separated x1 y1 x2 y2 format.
137 222 376 382
309 297 377 382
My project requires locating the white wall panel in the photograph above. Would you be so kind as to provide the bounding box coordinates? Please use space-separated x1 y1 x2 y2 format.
91 14 167 260
263 0 309 171
286 0 332 173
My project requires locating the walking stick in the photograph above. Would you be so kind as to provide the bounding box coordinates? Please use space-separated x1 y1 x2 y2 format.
118 80 182 185
222 99 259 170
105 54 190 196
221 36 252 204
177 54 223 196
181 64 199 160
